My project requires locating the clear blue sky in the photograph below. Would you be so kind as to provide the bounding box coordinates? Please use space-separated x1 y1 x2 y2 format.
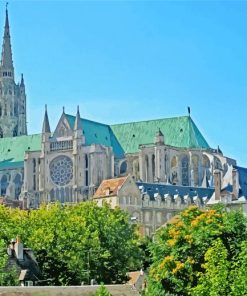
1 1 247 166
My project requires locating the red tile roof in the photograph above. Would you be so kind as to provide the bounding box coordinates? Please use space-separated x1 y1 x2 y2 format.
94 176 128 198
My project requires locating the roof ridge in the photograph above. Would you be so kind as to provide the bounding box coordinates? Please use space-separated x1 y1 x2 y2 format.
188 117 209 148
0 133 41 141
110 115 189 126
65 113 110 128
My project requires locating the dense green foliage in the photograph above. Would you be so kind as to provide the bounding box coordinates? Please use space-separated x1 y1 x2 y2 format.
0 202 143 286
0 239 19 286
146 205 247 296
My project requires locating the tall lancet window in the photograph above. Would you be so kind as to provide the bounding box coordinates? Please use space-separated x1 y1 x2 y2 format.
1 175 8 196
13 174 21 199
181 155 189 186
0 127 3 138
13 125 17 137
14 103 18 116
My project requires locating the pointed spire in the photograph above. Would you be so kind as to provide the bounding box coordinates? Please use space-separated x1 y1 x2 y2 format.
74 105 82 131
20 73 24 86
4 3 9 37
42 104 51 133
1 4 14 77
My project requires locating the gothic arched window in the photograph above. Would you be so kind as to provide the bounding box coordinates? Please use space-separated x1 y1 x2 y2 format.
133 159 140 180
181 155 189 186
120 161 127 175
13 174 22 199
14 103 18 116
152 154 155 181
145 155 148 182
1 175 8 196
50 189 55 202
85 154 88 169
203 155 210 168
192 155 199 186
13 125 18 137
214 157 222 170
171 156 177 168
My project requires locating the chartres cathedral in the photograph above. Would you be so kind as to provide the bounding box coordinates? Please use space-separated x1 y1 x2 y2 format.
0 8 245 211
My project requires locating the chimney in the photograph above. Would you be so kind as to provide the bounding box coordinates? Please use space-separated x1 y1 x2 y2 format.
232 168 239 201
214 170 221 201
14 236 24 261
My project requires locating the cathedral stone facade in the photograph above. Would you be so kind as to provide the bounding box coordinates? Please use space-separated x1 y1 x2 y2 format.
0 8 245 211
23 107 117 207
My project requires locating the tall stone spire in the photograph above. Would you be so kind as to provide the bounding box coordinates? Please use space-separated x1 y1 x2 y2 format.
0 5 27 138
42 105 51 134
1 4 14 78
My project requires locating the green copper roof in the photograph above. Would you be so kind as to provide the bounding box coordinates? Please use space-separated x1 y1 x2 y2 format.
0 134 41 169
0 115 210 170
65 114 125 158
110 116 210 154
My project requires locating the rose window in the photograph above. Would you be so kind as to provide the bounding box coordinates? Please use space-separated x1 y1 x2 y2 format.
50 156 73 186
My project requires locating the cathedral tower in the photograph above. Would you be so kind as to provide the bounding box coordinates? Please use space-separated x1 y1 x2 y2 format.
0 7 27 138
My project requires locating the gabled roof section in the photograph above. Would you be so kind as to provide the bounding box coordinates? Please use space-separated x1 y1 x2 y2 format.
94 176 128 198
0 134 41 169
65 114 124 158
111 116 210 154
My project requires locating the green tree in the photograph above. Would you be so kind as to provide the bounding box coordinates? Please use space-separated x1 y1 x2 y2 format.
0 239 19 286
91 284 112 296
26 202 142 285
191 238 230 296
229 241 247 296
146 205 247 295
0 202 143 286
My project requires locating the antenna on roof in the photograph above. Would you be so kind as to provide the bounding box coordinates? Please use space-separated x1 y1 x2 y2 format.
187 106 191 116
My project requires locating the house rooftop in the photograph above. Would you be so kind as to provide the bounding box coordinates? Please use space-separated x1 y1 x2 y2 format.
94 176 128 198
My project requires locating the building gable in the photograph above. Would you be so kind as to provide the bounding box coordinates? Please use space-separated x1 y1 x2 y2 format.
118 175 141 198
53 113 73 138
